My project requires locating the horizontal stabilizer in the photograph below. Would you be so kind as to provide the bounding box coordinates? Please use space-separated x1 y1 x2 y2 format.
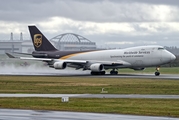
5 53 16 58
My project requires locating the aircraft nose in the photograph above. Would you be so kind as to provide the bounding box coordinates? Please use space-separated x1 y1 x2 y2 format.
170 54 176 61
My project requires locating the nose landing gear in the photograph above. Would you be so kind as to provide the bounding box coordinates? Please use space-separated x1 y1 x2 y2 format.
155 67 160 76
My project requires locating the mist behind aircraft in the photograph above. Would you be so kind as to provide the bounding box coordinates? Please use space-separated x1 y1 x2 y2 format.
0 62 89 75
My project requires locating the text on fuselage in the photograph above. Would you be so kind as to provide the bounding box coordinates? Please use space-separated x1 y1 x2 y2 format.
124 51 150 54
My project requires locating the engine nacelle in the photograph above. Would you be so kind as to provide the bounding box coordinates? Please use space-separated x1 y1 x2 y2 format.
132 68 145 71
90 63 104 72
53 62 67 69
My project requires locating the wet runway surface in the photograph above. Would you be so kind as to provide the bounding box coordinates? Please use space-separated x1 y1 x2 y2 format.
89 73 179 80
0 109 178 120
1 72 179 80
0 65 179 79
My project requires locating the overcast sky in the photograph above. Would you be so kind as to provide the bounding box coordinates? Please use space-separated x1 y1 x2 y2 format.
0 0 179 48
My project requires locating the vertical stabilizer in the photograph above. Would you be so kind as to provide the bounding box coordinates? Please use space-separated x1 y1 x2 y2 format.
28 26 57 51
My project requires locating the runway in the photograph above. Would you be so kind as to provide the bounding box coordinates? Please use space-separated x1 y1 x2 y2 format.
1 72 179 80
89 73 179 80
0 65 179 79
0 108 178 120
0 94 179 99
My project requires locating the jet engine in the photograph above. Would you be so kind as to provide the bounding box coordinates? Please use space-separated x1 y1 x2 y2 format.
90 63 104 72
53 62 67 69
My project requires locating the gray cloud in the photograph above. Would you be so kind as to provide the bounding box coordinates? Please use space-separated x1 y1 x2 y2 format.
0 0 179 48
1 0 179 23
124 0 179 6
71 0 179 6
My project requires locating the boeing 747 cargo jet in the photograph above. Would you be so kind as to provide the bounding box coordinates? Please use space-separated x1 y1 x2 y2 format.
6 26 176 76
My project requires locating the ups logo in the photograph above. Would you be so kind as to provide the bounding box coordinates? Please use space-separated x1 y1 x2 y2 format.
34 34 42 48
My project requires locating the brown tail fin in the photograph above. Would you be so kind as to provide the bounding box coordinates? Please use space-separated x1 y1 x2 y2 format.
28 26 57 51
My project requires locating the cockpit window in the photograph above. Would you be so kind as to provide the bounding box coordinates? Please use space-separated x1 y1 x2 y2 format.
158 47 164 50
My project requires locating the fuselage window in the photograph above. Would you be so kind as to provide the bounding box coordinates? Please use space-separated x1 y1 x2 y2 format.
158 47 164 50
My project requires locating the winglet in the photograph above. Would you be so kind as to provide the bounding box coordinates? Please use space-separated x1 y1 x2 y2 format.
5 53 16 58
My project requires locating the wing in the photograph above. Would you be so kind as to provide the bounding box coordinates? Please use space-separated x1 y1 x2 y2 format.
6 52 131 69
19 57 131 70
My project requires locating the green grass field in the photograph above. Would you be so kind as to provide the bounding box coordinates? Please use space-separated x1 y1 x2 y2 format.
0 98 179 117
0 76 179 117
0 76 179 94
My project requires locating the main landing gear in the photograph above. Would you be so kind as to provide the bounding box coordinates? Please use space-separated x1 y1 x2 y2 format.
110 69 118 75
91 71 106 75
155 66 160 76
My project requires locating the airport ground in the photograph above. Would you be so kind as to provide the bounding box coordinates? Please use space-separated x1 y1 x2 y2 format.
0 76 179 117
0 54 179 118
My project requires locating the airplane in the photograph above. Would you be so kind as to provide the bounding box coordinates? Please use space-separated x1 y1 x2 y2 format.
6 26 176 76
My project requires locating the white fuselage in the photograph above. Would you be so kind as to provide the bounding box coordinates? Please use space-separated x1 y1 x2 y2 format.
65 45 175 69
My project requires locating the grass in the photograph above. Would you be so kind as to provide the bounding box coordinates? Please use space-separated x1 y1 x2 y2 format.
0 76 179 94
0 98 179 117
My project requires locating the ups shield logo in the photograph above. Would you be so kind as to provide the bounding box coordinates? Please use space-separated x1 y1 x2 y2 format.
34 34 42 48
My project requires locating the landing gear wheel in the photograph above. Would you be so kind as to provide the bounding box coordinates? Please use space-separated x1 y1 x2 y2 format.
91 71 95 75
110 70 118 75
155 66 160 76
101 71 106 75
91 71 106 75
155 71 160 76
